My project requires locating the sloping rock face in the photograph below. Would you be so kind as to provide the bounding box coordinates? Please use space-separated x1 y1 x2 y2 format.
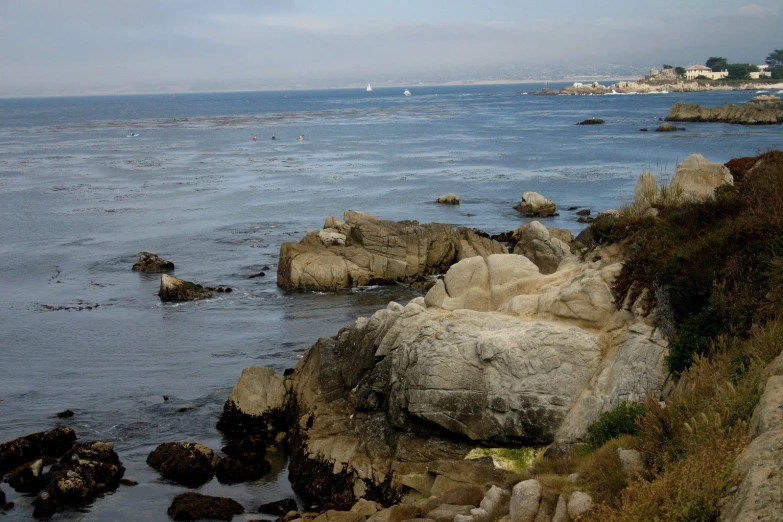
277 211 507 291
159 274 212 302
670 154 733 201
132 251 174 272
224 245 669 505
511 222 574 275
720 352 783 521
665 99 783 124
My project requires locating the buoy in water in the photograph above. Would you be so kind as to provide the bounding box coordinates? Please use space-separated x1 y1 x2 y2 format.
252 136 258 141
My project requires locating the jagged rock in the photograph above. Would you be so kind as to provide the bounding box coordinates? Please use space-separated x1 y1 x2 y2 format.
720 355 783 521
56 409 74 418
509 479 541 522
577 118 605 125
258 498 298 516
158 274 211 302
31 441 125 518
512 221 573 274
422 485 485 514
277 211 507 291
670 154 733 201
131 251 175 272
8 458 45 493
217 366 290 442
514 193 557 218
0 426 76 476
566 491 593 518
428 504 474 522
350 499 380 517
215 453 271 484
665 100 783 124
146 442 220 487
313 510 367 522
167 492 244 521
436 193 461 204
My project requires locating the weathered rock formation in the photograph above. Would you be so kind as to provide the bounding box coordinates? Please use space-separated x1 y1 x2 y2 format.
0 426 76 476
146 442 221 487
158 274 212 302
436 193 461 204
277 211 507 291
511 221 573 275
670 154 733 201
665 97 783 124
720 351 783 521
132 251 175 272
514 193 557 218
31 441 125 518
222 240 669 505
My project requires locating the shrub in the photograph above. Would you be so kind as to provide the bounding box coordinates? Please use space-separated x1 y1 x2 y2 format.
585 403 646 450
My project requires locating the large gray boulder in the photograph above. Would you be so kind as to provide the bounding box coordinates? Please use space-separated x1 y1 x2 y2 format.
509 479 541 522
277 211 507 291
512 221 573 274
670 154 733 201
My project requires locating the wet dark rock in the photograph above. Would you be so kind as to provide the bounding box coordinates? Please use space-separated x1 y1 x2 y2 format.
577 118 605 125
119 479 138 486
248 272 266 279
367 277 396 286
158 274 212 302
56 409 75 418
258 497 298 516
639 128 649 132
576 209 591 216
221 435 267 456
167 492 244 521
132 251 175 272
163 396 170 401
3 502 12 511
655 123 681 132
0 487 5 506
577 216 595 224
215 453 271 484
8 458 46 493
146 442 221 487
31 441 125 518
0 426 76 476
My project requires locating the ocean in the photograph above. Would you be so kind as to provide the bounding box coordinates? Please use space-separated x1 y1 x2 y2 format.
0 83 781 520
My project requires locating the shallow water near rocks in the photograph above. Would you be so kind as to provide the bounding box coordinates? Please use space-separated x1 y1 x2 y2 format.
1 84 781 520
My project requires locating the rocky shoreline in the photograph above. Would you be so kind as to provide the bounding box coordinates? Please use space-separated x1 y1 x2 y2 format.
664 95 783 124
534 79 783 95
3 153 782 520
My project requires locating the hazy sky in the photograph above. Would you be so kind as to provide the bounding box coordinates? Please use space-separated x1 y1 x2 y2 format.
1 0 780 95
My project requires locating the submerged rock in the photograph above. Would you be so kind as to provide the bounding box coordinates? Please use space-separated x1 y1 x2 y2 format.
31 441 125 518
577 118 605 125
132 251 175 272
215 453 271 484
167 492 244 521
0 426 76 476
146 442 220 487
513 192 557 217
158 274 212 302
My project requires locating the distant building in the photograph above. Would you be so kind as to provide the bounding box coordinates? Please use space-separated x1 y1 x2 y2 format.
685 65 728 80
750 65 772 79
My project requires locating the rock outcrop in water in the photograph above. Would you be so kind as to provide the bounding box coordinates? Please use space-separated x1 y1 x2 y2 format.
514 192 557 218
158 274 212 302
276 211 507 291
146 442 221 487
132 251 175 272
224 229 669 505
665 96 783 124
167 492 244 521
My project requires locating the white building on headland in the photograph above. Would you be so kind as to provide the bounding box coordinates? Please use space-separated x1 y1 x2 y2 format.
685 65 728 80
750 65 772 79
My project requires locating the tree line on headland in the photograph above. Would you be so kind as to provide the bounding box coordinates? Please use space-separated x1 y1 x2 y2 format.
661 48 783 80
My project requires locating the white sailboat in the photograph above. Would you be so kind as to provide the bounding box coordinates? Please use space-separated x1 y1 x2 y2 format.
403 88 411 96
366 82 372 92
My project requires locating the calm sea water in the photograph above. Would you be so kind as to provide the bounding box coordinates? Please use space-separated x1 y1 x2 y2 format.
0 84 781 519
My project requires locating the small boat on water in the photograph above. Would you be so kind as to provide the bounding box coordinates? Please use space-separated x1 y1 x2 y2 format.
403 89 411 96
366 82 372 92
126 132 139 138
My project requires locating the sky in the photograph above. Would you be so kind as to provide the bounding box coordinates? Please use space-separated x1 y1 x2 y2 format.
0 0 780 96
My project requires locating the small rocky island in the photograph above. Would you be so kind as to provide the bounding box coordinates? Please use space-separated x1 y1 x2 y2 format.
665 94 783 124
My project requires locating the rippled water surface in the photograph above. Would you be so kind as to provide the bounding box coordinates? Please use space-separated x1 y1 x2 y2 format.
1 84 781 519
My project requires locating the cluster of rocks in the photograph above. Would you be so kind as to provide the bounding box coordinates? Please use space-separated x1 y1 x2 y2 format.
665 96 783 124
0 426 125 518
131 251 233 302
